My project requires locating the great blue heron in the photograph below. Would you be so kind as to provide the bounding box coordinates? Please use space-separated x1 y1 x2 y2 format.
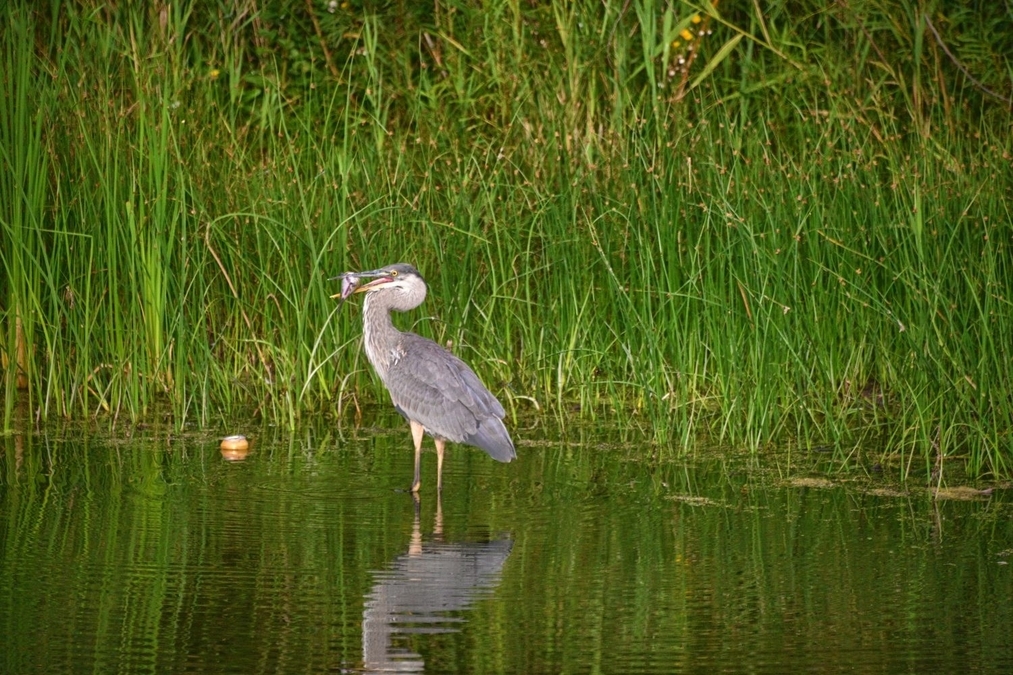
334 263 516 493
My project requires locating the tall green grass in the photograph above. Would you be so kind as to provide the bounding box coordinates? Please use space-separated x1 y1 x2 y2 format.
1 1 1010 479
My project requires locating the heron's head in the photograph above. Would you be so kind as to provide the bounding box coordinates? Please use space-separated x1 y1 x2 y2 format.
331 263 427 309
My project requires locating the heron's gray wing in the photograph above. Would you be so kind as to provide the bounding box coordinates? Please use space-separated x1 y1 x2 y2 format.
384 334 515 462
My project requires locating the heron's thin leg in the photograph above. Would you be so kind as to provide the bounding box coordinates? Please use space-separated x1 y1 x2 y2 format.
435 438 446 493
410 419 425 493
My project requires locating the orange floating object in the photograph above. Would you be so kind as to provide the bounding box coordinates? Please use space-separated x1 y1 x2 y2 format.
220 435 250 461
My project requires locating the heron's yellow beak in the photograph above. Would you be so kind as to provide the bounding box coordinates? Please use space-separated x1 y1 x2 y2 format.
353 276 394 292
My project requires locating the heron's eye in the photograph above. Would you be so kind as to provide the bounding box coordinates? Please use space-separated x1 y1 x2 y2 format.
390 270 398 277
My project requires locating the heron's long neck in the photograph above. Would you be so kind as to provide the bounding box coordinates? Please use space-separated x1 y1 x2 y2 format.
361 294 403 381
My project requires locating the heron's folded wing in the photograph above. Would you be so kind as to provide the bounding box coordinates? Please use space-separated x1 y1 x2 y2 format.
383 334 507 446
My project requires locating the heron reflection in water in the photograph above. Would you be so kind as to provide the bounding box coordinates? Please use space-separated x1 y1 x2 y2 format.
361 499 513 672
333 263 516 493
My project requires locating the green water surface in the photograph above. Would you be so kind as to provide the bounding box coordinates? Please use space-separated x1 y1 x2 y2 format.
2 418 1011 674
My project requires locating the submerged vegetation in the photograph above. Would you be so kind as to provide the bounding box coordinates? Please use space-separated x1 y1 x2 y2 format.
1 1 1011 478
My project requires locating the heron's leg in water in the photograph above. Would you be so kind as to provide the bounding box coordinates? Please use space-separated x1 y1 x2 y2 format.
435 438 447 492
410 419 425 493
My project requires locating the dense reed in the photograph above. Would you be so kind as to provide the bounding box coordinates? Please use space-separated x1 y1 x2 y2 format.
1 1 1010 478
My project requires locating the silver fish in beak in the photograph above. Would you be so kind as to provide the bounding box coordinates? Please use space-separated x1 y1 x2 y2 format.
329 272 360 300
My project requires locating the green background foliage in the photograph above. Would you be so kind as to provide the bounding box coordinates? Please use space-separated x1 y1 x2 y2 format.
1 0 1011 478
